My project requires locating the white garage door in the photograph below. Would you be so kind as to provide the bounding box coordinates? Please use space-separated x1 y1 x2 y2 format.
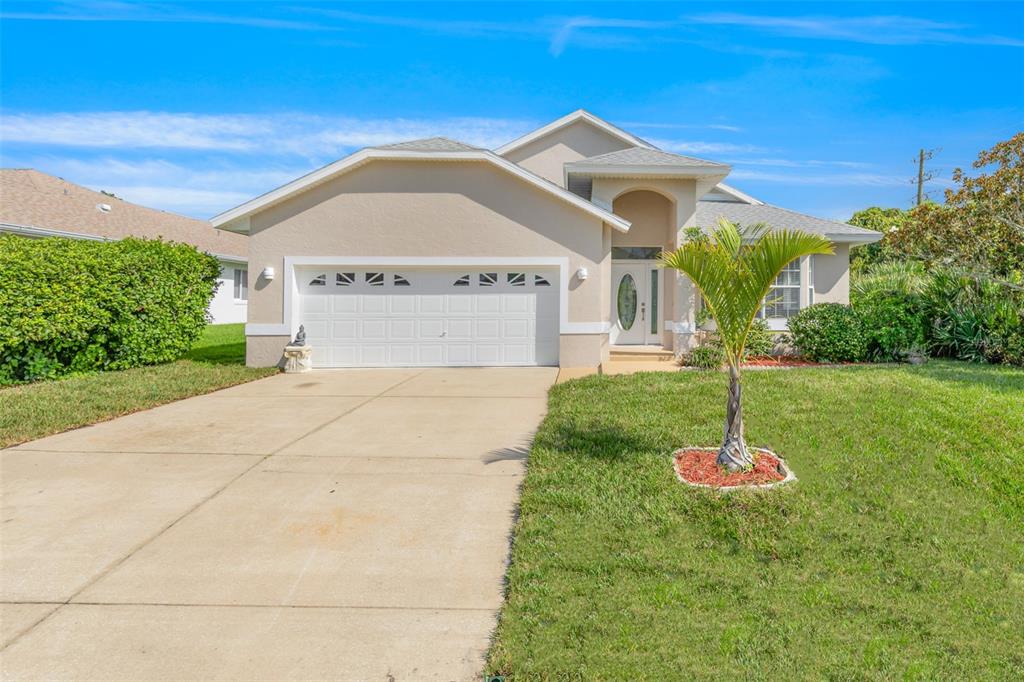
298 268 559 367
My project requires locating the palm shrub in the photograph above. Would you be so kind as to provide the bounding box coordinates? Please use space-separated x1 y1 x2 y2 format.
851 261 930 361
661 219 833 471
925 269 1024 365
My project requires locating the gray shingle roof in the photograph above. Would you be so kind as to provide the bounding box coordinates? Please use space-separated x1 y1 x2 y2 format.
568 146 728 168
372 137 481 152
695 200 881 241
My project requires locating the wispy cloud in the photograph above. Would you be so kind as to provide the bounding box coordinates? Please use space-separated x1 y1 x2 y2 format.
621 121 745 133
0 1 331 31
0 111 535 156
729 168 915 187
689 13 1024 48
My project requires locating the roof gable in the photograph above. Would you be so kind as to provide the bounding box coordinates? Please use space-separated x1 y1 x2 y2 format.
495 109 654 156
210 146 631 233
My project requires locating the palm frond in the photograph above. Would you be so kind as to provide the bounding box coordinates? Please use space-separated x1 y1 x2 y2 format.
661 221 833 363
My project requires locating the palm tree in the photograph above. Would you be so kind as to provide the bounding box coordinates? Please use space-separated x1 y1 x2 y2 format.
661 219 834 471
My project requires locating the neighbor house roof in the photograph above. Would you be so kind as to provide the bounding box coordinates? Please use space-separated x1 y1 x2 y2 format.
211 143 632 234
695 200 882 243
569 146 728 170
0 169 247 261
495 109 655 156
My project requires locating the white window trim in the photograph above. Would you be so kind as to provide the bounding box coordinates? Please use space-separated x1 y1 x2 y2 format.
232 267 248 303
758 259 802 321
245 256 611 337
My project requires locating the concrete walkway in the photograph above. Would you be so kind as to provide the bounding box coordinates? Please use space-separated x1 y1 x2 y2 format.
0 367 556 681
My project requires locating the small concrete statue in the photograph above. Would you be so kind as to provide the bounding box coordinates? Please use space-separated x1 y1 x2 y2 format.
293 325 307 347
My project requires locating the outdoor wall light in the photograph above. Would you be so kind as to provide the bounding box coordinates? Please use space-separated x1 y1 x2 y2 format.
576 267 589 281
261 266 275 281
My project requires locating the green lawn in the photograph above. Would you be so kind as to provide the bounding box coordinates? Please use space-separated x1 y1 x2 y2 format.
0 324 276 448
489 362 1024 680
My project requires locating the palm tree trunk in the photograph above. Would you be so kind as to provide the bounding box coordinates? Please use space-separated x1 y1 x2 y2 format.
718 363 754 471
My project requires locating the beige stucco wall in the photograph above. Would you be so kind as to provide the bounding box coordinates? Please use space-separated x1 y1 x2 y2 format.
560 334 609 368
502 120 632 187
247 335 290 368
813 244 851 303
245 159 614 367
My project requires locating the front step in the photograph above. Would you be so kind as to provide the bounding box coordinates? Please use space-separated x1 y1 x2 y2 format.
609 346 675 362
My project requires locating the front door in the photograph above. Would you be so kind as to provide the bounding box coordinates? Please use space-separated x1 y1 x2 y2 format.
610 262 661 345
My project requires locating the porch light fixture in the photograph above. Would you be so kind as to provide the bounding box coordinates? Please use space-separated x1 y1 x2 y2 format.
576 267 589 281
261 266 275 281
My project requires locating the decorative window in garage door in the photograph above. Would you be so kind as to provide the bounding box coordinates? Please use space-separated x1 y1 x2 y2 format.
335 272 355 286
393 274 411 286
309 274 327 286
365 272 384 286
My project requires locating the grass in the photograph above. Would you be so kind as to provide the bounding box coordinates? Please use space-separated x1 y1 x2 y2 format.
488 361 1024 680
0 324 276 448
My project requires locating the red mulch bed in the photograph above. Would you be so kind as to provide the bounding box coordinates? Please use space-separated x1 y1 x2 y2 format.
674 448 785 487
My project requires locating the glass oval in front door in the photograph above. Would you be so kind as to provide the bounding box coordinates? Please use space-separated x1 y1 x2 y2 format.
617 273 638 330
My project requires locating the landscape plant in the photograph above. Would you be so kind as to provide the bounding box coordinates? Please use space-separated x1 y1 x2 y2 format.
788 303 868 362
661 219 833 470
0 235 220 383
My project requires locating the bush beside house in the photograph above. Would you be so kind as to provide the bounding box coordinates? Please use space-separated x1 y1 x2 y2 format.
0 235 220 383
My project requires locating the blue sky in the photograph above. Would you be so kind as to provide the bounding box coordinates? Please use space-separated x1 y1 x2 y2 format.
1 2 1022 221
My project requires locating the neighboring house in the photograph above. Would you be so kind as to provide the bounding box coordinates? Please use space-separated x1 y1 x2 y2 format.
212 110 880 369
0 169 249 324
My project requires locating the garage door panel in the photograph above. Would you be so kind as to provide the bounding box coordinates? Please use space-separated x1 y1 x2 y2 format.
361 320 387 339
298 268 559 367
420 295 445 314
417 319 443 339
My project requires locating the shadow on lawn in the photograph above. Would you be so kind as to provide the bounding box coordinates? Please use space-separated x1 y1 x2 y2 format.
548 423 660 463
183 340 246 366
910 361 1024 393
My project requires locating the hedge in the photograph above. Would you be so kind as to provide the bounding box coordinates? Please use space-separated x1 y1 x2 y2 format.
0 235 221 383
788 303 868 362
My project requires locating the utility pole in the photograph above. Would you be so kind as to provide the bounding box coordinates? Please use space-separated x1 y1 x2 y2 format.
915 148 938 205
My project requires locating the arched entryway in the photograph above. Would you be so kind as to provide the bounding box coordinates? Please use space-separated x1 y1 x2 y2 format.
610 190 676 347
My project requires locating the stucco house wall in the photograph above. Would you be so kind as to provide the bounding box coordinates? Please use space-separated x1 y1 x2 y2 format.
244 159 612 367
502 120 632 187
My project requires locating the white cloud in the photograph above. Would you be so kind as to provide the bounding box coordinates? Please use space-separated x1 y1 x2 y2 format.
689 13 1024 48
729 168 914 187
0 111 535 155
651 138 766 156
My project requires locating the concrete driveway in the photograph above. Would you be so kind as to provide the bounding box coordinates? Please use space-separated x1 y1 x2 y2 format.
0 367 555 681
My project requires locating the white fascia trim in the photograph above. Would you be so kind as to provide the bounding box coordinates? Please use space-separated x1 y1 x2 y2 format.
245 256 611 337
211 148 631 233
710 183 763 205
495 109 656 156
1 221 110 242
565 163 731 178
828 232 883 244
1 221 247 264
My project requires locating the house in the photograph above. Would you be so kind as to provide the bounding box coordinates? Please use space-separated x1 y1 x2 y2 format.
211 110 880 369
0 169 249 324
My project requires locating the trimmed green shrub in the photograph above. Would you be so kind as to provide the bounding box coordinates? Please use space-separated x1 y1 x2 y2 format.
744 319 777 357
855 290 928 361
0 235 220 383
788 303 868 362
686 344 723 370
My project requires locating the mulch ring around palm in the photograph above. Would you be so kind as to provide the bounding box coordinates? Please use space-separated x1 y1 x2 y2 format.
673 447 795 489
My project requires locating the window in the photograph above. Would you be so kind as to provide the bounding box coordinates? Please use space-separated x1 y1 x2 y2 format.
479 272 498 287
453 274 471 287
233 268 248 301
507 273 525 287
309 273 327 287
336 272 355 286
365 272 384 286
612 246 662 260
759 260 800 318
534 275 551 286
393 274 411 287
808 256 815 305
